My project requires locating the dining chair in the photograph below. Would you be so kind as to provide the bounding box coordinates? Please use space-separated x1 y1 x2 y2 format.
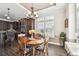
44 38 49 56
34 33 42 39
6 31 15 47
17 36 32 56
36 37 49 56
17 37 27 55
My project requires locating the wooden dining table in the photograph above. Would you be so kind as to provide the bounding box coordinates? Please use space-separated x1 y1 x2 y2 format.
20 37 44 56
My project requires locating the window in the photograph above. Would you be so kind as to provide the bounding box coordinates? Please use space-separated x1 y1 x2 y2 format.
35 16 54 38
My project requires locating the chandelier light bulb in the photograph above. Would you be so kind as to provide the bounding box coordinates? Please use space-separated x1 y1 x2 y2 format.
26 14 29 17
36 15 39 17
28 11 31 14
4 14 8 16
7 16 10 19
34 12 37 14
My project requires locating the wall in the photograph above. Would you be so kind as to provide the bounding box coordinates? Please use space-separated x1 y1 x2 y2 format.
54 9 66 36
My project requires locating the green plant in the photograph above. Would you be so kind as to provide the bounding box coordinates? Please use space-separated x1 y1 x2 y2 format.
60 32 66 47
60 32 66 37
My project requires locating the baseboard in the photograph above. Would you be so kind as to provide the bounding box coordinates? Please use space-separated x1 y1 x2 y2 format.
48 42 60 46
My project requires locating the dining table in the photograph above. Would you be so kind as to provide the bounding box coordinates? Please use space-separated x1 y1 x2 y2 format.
20 37 44 56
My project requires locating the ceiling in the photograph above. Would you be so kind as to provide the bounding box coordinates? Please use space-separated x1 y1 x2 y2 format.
0 3 66 21
20 3 56 11
37 3 66 18
0 3 28 21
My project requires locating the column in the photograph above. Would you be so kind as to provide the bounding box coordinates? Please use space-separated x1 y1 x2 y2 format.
68 3 76 42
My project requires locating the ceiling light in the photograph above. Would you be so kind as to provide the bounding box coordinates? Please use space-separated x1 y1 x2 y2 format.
7 16 10 19
26 4 38 19
49 3 56 5
4 8 11 19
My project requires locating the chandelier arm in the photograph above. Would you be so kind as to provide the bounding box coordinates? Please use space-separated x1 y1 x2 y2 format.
26 3 38 18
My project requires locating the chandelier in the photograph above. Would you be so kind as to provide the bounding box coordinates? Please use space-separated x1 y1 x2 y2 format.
26 4 38 19
4 8 11 19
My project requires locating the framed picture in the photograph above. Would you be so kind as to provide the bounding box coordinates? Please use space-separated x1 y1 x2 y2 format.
65 18 68 28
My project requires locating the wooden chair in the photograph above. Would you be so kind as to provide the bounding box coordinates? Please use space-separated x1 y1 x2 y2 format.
44 38 49 56
34 33 42 39
36 37 49 56
17 36 32 56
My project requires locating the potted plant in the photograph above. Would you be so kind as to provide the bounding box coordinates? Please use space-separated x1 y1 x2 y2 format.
60 32 66 47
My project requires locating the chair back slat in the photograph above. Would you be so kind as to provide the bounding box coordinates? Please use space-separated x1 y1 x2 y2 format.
44 37 49 56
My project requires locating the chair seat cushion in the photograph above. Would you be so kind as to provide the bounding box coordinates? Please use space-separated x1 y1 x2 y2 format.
36 44 44 51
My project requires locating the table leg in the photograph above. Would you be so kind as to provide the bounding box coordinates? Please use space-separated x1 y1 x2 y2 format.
32 46 36 56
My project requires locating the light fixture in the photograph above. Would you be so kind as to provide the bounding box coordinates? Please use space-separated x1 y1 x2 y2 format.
4 8 11 19
49 3 56 5
26 4 38 19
